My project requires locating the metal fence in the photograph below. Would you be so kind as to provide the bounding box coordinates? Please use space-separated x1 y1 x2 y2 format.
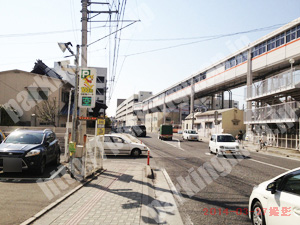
244 101 300 124
246 68 300 100
83 135 104 178
66 135 104 180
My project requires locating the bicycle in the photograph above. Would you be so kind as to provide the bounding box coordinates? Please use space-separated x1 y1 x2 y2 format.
257 140 268 152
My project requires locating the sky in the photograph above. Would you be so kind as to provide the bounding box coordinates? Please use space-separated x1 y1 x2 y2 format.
1 0 300 117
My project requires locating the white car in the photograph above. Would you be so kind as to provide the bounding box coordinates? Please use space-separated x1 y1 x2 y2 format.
249 167 300 225
182 129 199 141
103 134 148 157
209 134 240 156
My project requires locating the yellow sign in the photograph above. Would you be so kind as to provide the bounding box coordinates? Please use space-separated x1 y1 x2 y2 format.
97 119 105 135
97 128 105 135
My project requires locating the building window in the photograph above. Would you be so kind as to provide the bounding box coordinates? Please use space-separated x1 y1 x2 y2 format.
275 33 285 47
62 92 69 103
28 89 48 100
286 27 297 43
225 61 231 70
96 88 104 95
252 42 266 58
96 76 105 83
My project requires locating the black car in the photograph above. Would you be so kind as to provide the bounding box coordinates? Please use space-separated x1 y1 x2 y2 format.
131 125 147 137
0 129 61 175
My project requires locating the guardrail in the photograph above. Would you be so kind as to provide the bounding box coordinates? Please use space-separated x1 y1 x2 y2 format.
244 101 300 124
246 68 300 100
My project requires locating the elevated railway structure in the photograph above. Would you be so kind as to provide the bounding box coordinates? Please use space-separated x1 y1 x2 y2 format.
134 18 300 149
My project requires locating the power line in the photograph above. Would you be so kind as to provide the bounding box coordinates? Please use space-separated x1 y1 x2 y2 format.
120 24 285 42
123 24 286 57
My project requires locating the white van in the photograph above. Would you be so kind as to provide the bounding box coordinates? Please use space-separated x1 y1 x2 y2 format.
209 134 240 156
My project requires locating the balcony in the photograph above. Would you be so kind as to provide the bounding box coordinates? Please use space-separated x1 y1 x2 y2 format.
246 68 300 101
244 101 300 124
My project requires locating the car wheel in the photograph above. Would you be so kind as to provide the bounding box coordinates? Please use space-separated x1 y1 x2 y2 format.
209 147 213 154
53 151 60 166
251 201 266 225
131 149 141 157
36 158 46 175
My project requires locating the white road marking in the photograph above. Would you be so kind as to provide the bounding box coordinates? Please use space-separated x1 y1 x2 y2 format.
205 153 213 155
161 139 186 151
161 168 183 204
248 159 290 171
49 165 67 180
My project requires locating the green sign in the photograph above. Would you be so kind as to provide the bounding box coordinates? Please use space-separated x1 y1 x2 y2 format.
82 96 92 107
69 142 76 153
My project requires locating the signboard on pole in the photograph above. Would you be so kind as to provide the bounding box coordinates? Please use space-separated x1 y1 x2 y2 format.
78 68 97 108
97 119 105 135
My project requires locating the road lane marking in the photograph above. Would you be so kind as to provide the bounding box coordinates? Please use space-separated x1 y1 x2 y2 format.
161 138 185 151
49 165 66 180
161 168 183 204
248 159 289 171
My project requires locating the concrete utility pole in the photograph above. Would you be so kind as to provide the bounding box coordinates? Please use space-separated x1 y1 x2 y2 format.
78 0 89 144
190 78 195 129
78 0 119 144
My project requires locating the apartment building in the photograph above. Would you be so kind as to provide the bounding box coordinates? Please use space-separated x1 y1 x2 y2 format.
115 91 152 126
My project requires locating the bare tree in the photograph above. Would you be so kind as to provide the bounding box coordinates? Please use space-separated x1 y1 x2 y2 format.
36 98 58 126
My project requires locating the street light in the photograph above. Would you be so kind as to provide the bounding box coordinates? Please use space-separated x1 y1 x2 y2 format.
58 42 80 144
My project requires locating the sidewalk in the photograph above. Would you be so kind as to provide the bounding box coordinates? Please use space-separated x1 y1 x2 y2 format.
23 161 183 225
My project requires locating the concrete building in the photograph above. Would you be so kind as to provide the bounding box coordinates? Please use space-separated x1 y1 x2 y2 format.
183 108 246 138
115 91 152 126
145 111 181 133
0 69 72 127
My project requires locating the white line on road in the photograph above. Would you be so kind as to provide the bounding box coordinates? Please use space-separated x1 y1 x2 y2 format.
161 168 183 204
161 139 185 151
248 159 290 171
49 165 67 180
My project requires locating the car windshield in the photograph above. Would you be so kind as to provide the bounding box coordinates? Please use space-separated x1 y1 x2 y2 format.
5 132 44 144
217 135 235 142
188 130 197 134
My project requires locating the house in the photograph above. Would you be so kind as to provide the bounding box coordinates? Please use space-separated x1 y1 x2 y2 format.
0 61 73 127
183 108 246 138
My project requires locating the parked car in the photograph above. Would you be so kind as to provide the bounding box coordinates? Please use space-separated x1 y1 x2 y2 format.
103 134 148 157
159 124 173 141
130 125 146 137
209 134 240 156
182 129 199 141
249 167 300 225
0 129 60 175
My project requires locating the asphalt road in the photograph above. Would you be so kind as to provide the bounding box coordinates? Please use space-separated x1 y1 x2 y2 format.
0 159 81 225
138 133 300 225
1 134 299 225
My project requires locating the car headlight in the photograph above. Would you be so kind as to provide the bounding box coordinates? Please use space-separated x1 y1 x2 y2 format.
220 146 225 149
25 149 41 157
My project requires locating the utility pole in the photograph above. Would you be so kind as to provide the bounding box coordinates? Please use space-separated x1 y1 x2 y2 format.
78 0 119 144
78 0 89 145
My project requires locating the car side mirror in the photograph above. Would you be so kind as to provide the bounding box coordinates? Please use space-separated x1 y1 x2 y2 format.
210 138 213 141
266 182 276 194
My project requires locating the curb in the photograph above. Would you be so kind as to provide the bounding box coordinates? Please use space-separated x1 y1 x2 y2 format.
20 169 106 225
